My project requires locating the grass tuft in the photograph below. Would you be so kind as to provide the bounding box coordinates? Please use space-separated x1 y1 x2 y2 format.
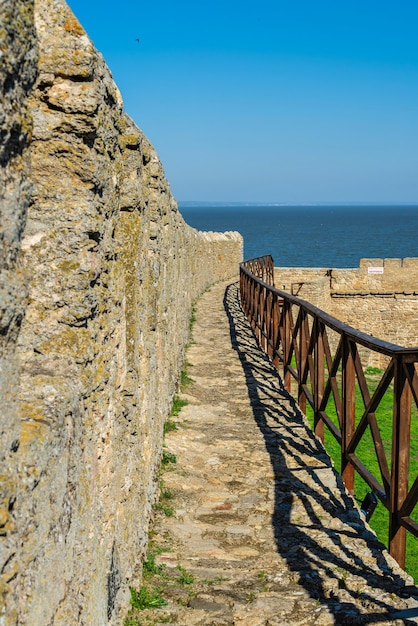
163 419 178 434
180 368 193 388
161 450 177 466
170 396 188 417
129 585 168 610
176 566 194 585
156 503 174 517
143 553 166 576
189 304 197 333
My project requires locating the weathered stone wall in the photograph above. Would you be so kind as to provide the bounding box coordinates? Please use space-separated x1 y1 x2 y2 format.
0 1 37 621
0 1 242 624
275 258 418 367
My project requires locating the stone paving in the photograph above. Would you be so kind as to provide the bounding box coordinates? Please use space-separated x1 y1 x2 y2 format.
130 280 418 625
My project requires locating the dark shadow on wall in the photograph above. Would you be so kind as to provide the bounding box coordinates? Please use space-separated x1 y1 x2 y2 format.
223 281 418 626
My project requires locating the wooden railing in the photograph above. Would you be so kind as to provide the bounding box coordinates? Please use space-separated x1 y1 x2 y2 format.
240 254 418 569
240 254 275 285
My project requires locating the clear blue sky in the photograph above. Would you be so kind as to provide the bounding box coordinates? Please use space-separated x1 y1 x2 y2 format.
66 0 418 203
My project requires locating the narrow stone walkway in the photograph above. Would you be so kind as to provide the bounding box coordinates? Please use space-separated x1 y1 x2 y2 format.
133 279 418 626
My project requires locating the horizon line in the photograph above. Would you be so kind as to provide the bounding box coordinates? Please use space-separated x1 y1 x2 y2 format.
178 200 418 207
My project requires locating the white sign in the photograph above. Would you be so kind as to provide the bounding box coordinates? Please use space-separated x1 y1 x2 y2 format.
368 267 384 274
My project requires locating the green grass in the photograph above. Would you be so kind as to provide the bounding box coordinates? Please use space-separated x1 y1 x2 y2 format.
303 364 418 581
189 304 197 333
180 368 193 388
123 544 171 623
128 585 168 610
156 480 175 517
156 503 174 517
158 465 175 517
123 618 143 626
125 538 197 623
176 566 194 585
163 419 178 434
160 483 173 500
143 553 166 576
164 307 195 433
161 450 177 466
170 396 188 417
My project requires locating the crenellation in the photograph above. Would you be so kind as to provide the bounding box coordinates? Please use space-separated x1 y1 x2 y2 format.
403 257 418 268
383 257 402 269
359 257 383 268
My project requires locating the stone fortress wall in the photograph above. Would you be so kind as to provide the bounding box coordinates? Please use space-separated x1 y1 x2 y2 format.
0 1 242 624
0 2 38 624
275 258 418 366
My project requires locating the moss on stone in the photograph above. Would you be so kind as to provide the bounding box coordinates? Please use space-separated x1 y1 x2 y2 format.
63 15 84 35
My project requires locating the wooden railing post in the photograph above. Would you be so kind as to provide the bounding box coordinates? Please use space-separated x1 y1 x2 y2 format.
341 336 355 494
266 290 272 358
283 301 291 393
252 281 259 333
258 284 265 346
263 286 269 353
298 310 307 414
314 318 325 443
272 293 280 370
389 356 412 569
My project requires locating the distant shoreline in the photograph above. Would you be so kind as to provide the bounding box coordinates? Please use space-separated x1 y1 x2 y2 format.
179 201 418 209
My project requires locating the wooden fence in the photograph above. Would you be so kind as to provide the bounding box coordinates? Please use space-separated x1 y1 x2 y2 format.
240 254 418 569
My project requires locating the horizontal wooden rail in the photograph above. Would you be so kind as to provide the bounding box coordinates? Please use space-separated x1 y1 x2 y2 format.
240 254 418 569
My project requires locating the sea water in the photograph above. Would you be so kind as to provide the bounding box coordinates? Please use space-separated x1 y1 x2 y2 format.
179 204 418 268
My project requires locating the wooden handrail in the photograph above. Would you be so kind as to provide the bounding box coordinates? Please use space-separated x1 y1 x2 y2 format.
240 255 418 569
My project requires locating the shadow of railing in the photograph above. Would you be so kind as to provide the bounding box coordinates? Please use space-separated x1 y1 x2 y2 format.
224 281 418 625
